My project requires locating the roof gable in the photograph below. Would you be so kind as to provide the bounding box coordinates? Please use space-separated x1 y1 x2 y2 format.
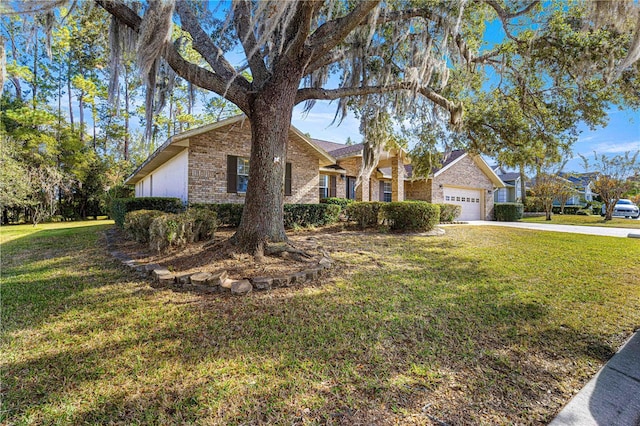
125 115 335 185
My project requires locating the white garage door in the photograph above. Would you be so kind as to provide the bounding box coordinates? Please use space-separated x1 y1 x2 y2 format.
443 187 482 221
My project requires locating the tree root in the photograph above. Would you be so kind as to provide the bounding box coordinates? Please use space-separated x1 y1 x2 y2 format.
264 242 313 261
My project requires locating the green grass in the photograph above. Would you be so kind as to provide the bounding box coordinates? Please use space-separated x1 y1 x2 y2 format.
2 222 639 424
521 214 640 229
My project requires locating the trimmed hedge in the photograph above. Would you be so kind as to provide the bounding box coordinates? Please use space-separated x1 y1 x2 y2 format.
191 202 341 229
111 197 184 229
552 206 581 215
191 203 244 227
124 210 165 243
438 203 462 223
345 202 383 229
284 203 341 228
148 209 218 252
320 197 355 212
382 201 440 231
494 203 524 221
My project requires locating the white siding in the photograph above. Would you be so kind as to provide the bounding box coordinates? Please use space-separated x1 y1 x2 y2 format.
138 149 189 202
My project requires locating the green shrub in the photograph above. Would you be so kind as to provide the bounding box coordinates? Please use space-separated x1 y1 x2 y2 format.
345 202 383 229
124 210 165 243
111 197 184 229
148 209 218 252
190 203 243 227
320 197 355 212
438 204 462 222
524 197 543 213
382 201 440 231
283 204 341 228
576 209 591 216
590 201 603 215
494 203 524 221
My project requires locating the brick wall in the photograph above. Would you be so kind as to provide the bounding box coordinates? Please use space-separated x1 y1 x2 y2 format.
405 179 432 201
188 122 320 204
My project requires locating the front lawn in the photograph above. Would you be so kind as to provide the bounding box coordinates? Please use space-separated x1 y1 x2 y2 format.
2 222 639 424
521 214 640 229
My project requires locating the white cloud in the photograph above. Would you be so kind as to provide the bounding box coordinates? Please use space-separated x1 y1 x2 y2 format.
578 140 640 155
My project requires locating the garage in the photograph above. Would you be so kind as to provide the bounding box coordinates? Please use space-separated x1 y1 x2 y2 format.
443 187 482 221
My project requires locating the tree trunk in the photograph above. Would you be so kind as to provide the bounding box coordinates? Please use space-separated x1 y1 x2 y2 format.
78 90 85 143
519 163 526 203
67 52 74 130
232 75 300 256
124 66 130 161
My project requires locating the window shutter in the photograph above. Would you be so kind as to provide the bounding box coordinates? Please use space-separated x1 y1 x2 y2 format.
329 176 337 197
285 163 292 196
379 181 385 201
227 155 237 193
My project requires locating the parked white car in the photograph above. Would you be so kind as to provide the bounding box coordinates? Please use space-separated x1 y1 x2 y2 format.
601 199 640 219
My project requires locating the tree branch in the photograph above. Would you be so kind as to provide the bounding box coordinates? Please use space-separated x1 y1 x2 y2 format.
175 1 250 90
296 83 463 126
232 0 269 85
282 1 322 65
484 0 540 42
96 0 249 112
305 1 380 66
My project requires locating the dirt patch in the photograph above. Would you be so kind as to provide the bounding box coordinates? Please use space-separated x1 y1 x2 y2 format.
107 225 352 280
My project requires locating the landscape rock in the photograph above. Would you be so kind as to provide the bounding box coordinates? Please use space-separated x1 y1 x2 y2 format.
231 279 253 295
252 277 273 291
152 268 171 279
272 276 291 288
190 272 213 285
318 257 332 269
210 270 228 286
144 263 162 276
304 269 318 281
291 271 307 285
220 278 234 293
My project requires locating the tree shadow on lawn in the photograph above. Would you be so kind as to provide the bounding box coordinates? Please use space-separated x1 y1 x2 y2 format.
1 232 622 425
3 280 617 425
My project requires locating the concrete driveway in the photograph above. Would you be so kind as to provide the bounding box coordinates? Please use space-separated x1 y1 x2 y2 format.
461 221 640 238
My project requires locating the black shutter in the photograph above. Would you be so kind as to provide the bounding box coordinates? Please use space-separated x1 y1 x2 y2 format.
380 181 385 201
329 175 337 197
227 155 237 193
285 162 292 196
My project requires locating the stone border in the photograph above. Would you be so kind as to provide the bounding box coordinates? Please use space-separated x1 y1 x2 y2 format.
105 229 333 296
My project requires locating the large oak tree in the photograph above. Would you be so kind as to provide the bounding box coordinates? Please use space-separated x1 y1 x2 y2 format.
11 0 638 254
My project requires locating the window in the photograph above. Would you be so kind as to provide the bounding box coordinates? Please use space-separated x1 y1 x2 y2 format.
319 174 329 199
227 155 291 195
236 157 250 192
382 181 392 202
346 176 356 200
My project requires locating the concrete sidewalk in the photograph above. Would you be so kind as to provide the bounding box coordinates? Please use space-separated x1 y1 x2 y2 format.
462 221 640 238
549 331 640 425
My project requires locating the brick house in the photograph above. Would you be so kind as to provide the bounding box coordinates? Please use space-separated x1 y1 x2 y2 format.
125 116 504 220
125 115 335 204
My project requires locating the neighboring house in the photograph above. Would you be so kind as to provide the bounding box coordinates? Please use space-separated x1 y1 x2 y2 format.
559 172 596 206
492 166 524 203
125 116 505 220
125 115 335 204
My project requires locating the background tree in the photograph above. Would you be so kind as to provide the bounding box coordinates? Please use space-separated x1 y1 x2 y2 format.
581 151 640 220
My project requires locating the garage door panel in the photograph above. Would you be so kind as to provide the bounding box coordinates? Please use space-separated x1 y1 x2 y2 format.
443 187 482 221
